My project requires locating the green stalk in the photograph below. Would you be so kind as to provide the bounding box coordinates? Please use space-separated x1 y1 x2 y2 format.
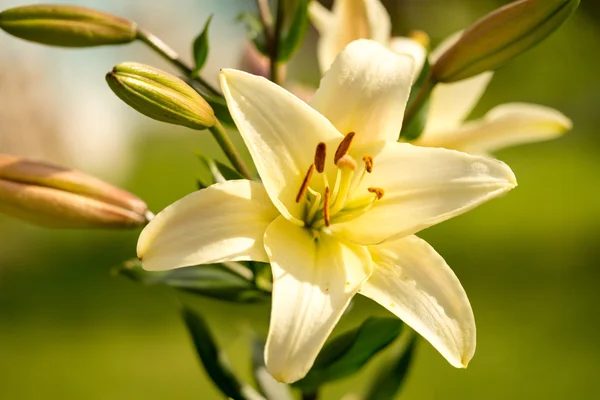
136 27 221 96
208 120 253 180
269 0 285 85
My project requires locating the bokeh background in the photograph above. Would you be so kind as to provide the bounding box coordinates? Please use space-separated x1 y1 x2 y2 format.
0 0 599 399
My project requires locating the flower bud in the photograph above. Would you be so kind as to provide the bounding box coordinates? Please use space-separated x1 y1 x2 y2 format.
0 4 137 47
106 62 216 130
432 0 579 83
0 154 149 229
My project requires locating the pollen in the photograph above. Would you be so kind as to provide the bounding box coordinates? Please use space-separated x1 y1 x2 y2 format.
336 154 357 171
295 164 315 203
324 186 331 227
314 142 327 173
409 30 430 48
368 187 384 200
362 155 374 173
334 132 356 164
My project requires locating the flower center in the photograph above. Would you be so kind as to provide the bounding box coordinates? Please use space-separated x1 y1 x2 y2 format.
295 132 384 232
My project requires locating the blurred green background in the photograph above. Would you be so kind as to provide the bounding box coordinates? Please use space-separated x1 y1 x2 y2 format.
1 0 599 399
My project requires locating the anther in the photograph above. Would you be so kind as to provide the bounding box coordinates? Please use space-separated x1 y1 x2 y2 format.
314 142 327 173
368 187 385 200
324 186 331 227
295 164 315 203
334 132 356 164
362 155 374 173
336 154 357 171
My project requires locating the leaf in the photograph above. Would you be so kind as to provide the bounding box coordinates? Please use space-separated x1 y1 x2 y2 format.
251 338 294 400
114 259 267 303
205 93 235 125
181 307 265 400
400 59 431 141
237 12 268 56
192 15 213 77
293 317 404 394
196 152 244 184
364 334 418 400
182 77 234 125
277 0 310 61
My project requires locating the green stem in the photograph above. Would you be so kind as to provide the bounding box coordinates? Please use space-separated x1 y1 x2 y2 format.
136 28 221 96
208 120 253 180
269 0 285 85
401 74 435 132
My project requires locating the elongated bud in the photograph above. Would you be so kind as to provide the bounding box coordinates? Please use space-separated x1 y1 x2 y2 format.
0 154 149 229
432 0 579 83
107 62 216 130
0 4 137 47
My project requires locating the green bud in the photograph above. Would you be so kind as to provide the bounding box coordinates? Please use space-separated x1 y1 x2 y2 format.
106 62 216 130
432 0 579 83
0 4 137 47
0 154 149 229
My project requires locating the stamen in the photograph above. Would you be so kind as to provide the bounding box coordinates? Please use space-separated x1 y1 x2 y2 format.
363 155 374 173
295 164 315 203
409 30 430 48
314 142 327 173
323 186 331 227
336 154 357 171
368 187 385 200
334 132 356 164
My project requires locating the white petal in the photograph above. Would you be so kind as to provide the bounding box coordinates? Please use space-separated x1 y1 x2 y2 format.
417 103 572 155
389 37 427 83
426 31 493 132
361 235 475 368
425 72 493 133
311 39 414 147
263 216 372 383
137 180 278 271
313 0 391 73
331 142 517 244
220 69 342 223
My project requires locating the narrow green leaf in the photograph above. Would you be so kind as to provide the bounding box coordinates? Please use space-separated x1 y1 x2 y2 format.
182 77 234 125
182 308 265 400
196 178 210 190
252 338 294 400
205 93 235 125
196 152 244 184
278 0 310 61
293 317 404 394
114 259 267 303
400 59 432 141
364 335 418 400
192 15 213 77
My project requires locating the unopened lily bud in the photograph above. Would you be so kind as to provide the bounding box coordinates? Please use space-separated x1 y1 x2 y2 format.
107 62 216 130
0 4 137 47
0 154 149 229
432 0 579 83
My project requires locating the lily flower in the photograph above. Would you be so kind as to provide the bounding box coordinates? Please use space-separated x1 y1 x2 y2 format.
309 0 572 156
137 40 517 383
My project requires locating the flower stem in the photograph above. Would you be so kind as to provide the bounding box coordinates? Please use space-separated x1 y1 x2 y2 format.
208 120 253 180
402 74 435 131
136 28 221 97
269 0 285 85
